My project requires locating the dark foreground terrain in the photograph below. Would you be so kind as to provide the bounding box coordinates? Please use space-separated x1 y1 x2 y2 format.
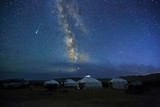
0 85 160 107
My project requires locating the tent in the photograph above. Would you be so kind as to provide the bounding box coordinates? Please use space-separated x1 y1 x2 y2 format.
44 80 59 91
108 78 128 89
64 79 77 88
44 80 59 86
77 75 102 89
127 80 144 94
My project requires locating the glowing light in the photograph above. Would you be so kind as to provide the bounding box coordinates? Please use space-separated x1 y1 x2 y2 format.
86 75 91 77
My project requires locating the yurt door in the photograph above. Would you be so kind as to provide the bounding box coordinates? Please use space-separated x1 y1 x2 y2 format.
79 82 85 89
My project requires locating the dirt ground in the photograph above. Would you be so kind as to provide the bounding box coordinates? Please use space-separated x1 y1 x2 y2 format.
0 86 160 107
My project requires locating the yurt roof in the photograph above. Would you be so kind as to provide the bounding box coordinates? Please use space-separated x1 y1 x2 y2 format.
78 75 101 83
110 78 127 83
65 79 76 83
44 80 59 84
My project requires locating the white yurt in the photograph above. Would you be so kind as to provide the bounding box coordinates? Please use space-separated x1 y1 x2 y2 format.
44 80 59 91
64 79 77 88
108 78 128 89
77 75 102 89
44 80 59 86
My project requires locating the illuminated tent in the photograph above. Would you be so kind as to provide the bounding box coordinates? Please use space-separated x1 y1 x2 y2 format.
108 78 128 89
64 79 77 88
44 80 59 86
77 75 102 89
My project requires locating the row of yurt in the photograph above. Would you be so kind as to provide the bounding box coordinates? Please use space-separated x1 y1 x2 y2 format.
44 79 77 90
108 78 144 93
44 75 103 89
43 76 142 91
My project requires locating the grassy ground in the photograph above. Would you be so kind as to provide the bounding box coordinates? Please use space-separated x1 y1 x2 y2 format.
0 85 160 107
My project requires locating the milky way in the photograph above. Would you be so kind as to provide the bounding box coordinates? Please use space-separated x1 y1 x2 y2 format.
56 0 88 62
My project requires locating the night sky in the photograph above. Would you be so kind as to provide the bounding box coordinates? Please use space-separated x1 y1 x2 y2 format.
0 0 160 80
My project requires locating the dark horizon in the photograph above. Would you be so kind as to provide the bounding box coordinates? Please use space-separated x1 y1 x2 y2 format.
1 62 160 80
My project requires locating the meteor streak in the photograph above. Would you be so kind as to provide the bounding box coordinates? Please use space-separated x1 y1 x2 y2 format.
35 24 41 34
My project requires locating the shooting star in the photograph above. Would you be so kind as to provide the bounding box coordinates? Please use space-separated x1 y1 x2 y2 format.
35 24 41 34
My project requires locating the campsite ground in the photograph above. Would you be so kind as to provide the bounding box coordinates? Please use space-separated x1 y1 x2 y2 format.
0 85 160 107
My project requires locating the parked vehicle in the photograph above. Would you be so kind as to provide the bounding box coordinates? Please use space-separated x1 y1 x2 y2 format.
2 79 29 88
